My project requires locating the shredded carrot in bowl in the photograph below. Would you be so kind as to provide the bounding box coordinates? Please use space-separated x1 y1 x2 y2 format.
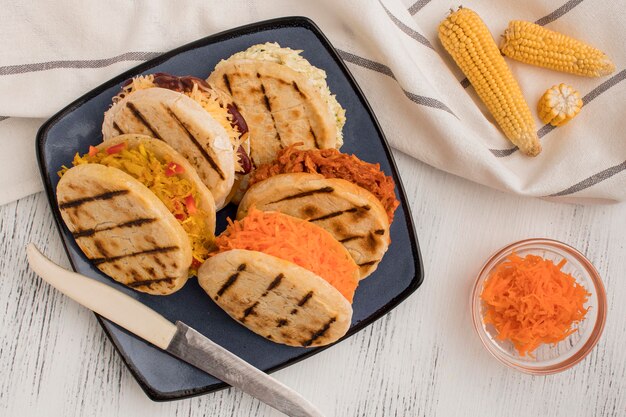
213 208 359 302
480 252 590 357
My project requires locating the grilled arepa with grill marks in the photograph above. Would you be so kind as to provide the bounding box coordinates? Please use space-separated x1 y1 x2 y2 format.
57 164 192 295
57 135 217 293
209 43 345 166
198 210 358 347
102 87 235 209
238 173 390 279
199 249 353 347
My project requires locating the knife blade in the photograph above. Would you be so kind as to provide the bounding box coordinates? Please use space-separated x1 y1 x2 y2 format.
26 244 325 417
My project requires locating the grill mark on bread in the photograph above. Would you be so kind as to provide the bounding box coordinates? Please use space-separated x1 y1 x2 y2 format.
222 74 233 95
72 218 156 238
339 235 364 243
298 291 314 307
262 273 284 297
365 232 381 251
59 190 129 209
292 81 307 99
126 102 161 139
163 105 226 180
271 187 334 204
127 277 175 288
112 122 124 135
240 301 259 322
302 317 337 347
309 127 320 148
301 205 321 218
90 245 179 265
239 273 285 321
310 207 357 222
309 205 370 222
216 263 246 299
93 239 110 257
276 319 288 328
154 256 166 270
374 229 385 235
258 76 282 146
352 205 371 220
358 260 379 267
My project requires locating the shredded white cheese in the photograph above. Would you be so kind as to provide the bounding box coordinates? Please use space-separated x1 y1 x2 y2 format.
217 42 346 146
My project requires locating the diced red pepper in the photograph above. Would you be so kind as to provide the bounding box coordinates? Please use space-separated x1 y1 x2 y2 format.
185 194 197 215
172 199 186 221
106 142 127 155
88 145 98 157
165 162 185 177
191 258 202 270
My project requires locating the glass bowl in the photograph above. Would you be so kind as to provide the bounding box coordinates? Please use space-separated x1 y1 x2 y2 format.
471 238 607 375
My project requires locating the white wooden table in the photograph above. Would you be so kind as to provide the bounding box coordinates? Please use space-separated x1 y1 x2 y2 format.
1 151 624 417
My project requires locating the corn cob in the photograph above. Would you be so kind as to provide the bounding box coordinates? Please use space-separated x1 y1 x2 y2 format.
500 21 615 77
538 83 583 126
438 7 541 156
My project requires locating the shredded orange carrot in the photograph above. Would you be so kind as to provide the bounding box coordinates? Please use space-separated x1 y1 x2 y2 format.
480 252 590 357
213 208 359 302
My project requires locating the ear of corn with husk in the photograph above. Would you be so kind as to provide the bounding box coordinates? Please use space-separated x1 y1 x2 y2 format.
538 83 583 126
500 21 615 77
438 7 541 156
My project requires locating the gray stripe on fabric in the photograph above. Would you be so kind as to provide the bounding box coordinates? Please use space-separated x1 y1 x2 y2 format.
535 0 585 26
378 0 433 49
489 69 626 157
337 49 456 116
408 0 432 15
338 50 397 79
548 160 626 196
0 51 163 76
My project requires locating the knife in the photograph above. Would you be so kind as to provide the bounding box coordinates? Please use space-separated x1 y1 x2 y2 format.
26 244 325 417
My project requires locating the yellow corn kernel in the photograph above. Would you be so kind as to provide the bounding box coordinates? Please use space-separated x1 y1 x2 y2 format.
538 83 583 127
500 21 615 77
438 7 540 156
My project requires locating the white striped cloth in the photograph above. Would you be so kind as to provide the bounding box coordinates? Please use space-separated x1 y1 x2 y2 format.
1 0 624 205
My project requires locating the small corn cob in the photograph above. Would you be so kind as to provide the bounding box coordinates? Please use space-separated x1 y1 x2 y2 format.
500 21 615 77
438 7 541 156
538 83 583 126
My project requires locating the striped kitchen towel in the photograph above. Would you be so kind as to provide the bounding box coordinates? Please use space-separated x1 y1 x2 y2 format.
1 0 624 205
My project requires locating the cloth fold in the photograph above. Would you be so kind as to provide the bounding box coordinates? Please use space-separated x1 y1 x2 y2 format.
1 0 624 205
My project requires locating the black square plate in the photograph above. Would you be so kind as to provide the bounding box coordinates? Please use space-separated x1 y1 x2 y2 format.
36 16 423 401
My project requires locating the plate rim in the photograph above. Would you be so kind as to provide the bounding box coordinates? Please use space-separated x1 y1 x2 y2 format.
35 15 424 401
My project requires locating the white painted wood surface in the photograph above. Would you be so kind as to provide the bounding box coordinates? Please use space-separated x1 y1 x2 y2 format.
1 151 625 417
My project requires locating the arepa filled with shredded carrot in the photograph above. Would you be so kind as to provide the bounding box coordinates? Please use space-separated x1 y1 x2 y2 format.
214 208 359 302
480 253 590 357
199 208 359 347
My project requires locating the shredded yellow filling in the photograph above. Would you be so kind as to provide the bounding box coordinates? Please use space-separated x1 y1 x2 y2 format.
59 143 213 275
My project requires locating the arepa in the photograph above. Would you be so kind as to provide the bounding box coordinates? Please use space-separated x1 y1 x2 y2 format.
238 173 390 279
209 42 345 166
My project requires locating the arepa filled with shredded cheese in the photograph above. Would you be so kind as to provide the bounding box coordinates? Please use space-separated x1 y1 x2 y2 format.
208 42 346 167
